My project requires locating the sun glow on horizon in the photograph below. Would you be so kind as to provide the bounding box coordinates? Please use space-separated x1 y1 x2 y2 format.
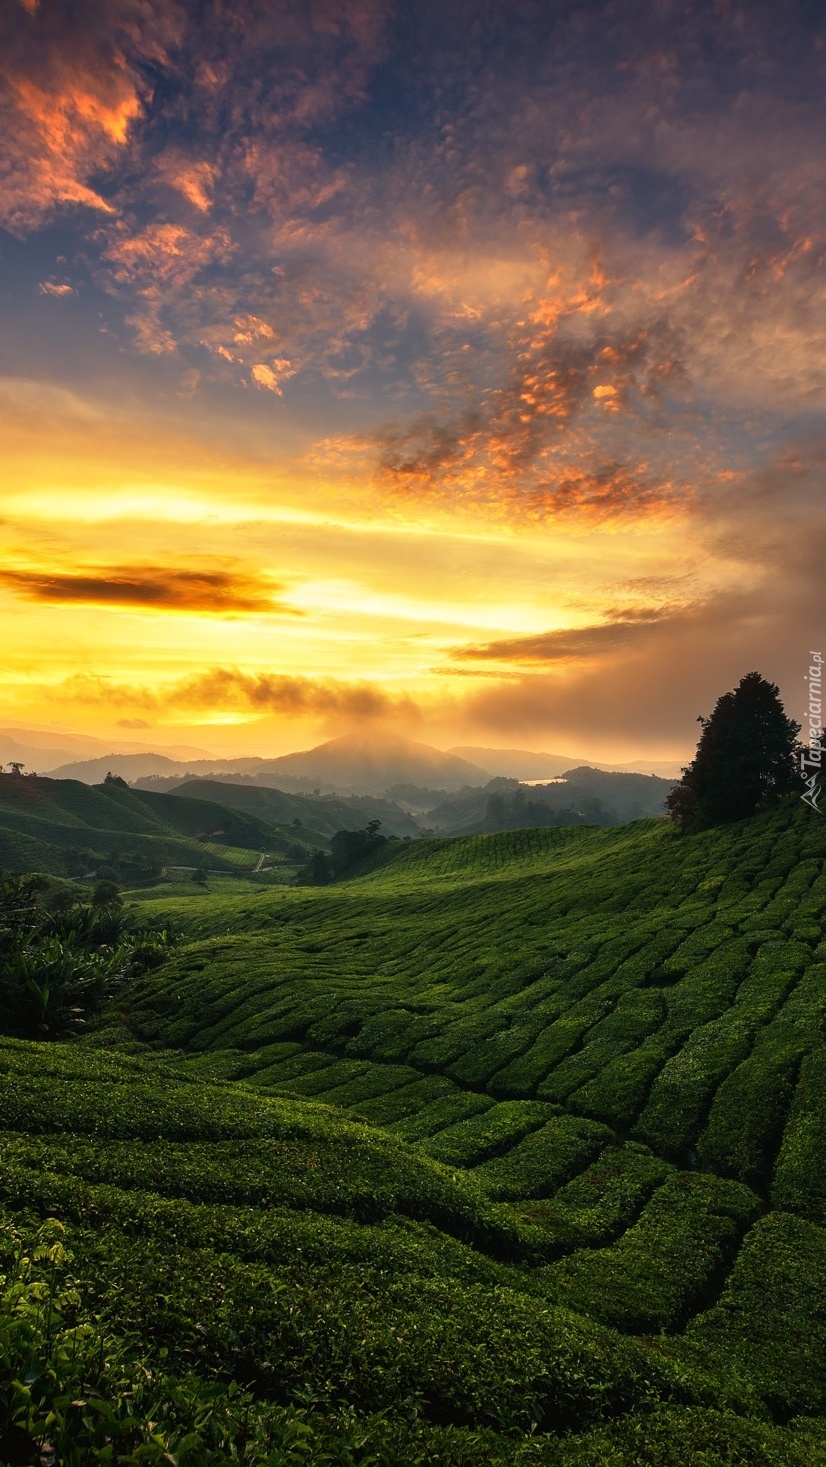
0 1 822 759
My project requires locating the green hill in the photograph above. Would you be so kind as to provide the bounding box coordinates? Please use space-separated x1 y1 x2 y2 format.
424 767 673 834
167 777 421 838
0 772 324 881
2 800 826 1461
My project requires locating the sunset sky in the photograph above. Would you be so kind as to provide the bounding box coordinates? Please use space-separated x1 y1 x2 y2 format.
1 0 824 762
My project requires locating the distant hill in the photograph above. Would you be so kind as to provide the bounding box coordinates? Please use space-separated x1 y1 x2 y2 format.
247 733 490 795
168 779 421 839
426 766 675 834
0 730 81 772
6 727 210 777
448 745 588 778
48 735 489 795
46 735 683 794
604 758 685 778
47 752 196 783
450 745 685 780
555 765 676 810
0 772 323 879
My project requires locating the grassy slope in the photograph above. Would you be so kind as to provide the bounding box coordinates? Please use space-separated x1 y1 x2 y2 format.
0 773 324 878
2 801 826 1462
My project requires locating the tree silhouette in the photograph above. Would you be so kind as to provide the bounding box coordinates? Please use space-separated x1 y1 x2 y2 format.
295 821 386 886
667 671 802 831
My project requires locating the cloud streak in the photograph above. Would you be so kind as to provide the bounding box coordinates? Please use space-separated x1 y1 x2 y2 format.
452 612 677 665
0 566 298 615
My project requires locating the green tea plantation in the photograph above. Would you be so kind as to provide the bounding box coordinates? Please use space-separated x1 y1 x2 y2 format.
2 800 826 1464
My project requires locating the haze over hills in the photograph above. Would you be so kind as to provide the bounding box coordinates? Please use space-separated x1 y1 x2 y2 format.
1 729 211 777
0 761 673 880
426 766 674 834
448 745 591 779
50 734 492 794
450 746 685 780
250 733 490 794
45 732 684 794
47 752 205 784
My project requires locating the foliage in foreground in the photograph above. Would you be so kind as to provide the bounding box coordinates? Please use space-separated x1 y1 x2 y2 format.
0 872 177 1039
2 1200 825 1465
1 1035 825 1464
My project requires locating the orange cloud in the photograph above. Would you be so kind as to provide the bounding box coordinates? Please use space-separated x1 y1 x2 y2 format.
105 222 233 289
102 219 235 354
155 155 218 213
251 359 297 394
0 566 297 615
0 76 133 229
370 420 682 524
0 1 183 232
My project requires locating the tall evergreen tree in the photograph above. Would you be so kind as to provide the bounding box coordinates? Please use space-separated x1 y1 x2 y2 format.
667 671 802 831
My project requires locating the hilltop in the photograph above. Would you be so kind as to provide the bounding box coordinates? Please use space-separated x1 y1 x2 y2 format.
241 732 491 793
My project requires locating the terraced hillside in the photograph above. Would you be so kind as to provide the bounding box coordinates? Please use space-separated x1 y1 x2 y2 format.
0 772 324 880
115 805 826 1213
3 801 826 1462
2 1036 825 1464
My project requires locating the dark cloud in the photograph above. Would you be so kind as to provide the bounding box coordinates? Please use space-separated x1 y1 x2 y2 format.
57 667 419 724
172 668 417 720
453 612 673 665
0 566 296 614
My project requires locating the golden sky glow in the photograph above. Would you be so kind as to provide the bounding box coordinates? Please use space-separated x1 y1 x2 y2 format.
0 1 824 762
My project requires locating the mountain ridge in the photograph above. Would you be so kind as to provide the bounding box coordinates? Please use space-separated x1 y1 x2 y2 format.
46 733 684 791
49 733 492 793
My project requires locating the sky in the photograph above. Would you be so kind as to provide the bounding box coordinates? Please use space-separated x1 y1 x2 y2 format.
1 0 824 763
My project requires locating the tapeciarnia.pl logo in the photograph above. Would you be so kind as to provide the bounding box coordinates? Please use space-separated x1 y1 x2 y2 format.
801 651 823 812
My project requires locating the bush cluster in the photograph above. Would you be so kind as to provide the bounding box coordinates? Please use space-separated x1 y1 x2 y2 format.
0 872 177 1038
